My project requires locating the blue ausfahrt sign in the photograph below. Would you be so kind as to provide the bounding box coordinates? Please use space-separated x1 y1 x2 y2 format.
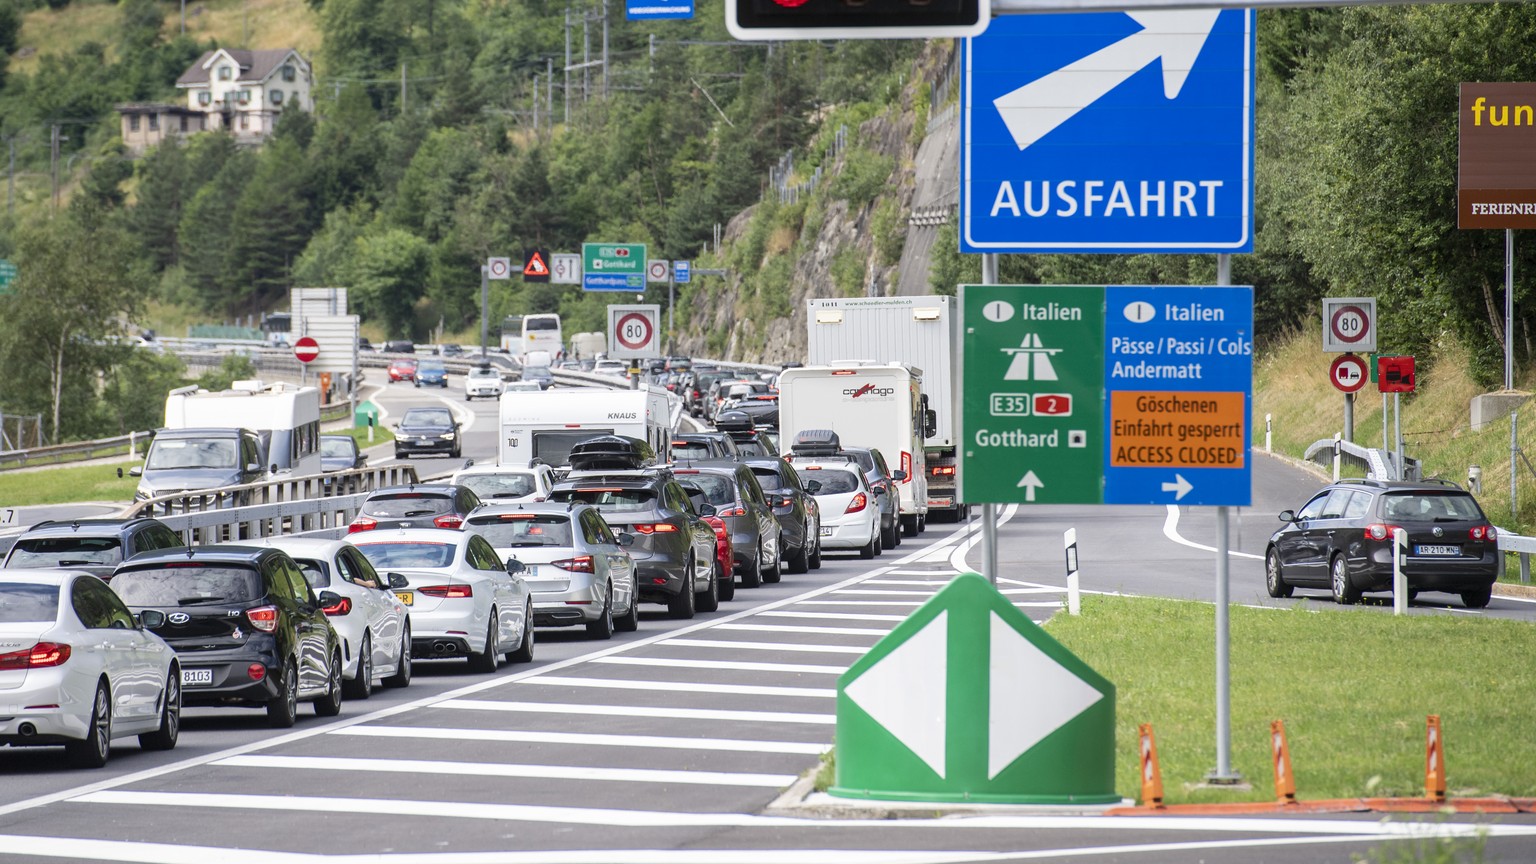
960 11 1254 254
627 0 693 20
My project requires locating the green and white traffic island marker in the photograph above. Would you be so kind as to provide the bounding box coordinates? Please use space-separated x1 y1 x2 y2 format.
831 572 1118 804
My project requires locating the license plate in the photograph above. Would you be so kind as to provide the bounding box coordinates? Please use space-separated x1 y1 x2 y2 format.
395 591 414 606
820 527 833 536
182 668 213 686
1416 545 1460 556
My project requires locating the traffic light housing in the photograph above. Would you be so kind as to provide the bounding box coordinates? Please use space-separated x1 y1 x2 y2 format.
726 0 991 41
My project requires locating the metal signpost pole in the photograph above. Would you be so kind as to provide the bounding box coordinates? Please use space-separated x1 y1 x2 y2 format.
1208 252 1239 784
479 265 489 357
981 253 999 587
667 273 675 356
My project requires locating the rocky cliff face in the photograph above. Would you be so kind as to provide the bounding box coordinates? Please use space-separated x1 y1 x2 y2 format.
674 44 956 366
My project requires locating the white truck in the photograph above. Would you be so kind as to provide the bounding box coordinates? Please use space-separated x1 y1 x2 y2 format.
806 295 963 519
498 386 676 469
777 362 935 535
570 331 607 361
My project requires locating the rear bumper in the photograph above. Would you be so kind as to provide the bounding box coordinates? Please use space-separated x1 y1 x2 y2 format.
1358 548 1498 592
819 515 877 549
174 646 283 706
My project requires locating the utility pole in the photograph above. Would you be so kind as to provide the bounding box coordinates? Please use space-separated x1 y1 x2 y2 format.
401 63 408 113
582 8 590 104
602 0 609 100
564 6 571 122
49 125 60 214
532 72 539 132
547 58 555 130
7 138 14 218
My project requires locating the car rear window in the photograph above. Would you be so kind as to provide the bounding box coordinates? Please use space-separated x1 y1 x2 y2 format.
363 493 454 517
673 442 714 461
548 488 657 511
291 558 331 589
0 583 60 623
1380 493 1484 522
353 542 457 569
111 566 265 606
469 514 574 548
459 474 535 500
750 466 788 492
6 536 123 569
676 474 736 506
798 468 859 495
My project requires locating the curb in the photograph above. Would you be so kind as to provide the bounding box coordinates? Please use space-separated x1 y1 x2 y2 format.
764 767 1131 819
1108 796 1536 817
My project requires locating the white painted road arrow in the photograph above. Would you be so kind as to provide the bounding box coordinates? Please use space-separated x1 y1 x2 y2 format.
992 10 1222 151
1162 474 1194 500
1016 471 1045 502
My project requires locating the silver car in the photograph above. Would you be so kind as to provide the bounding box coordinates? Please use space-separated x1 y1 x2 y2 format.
252 537 412 698
466 503 639 639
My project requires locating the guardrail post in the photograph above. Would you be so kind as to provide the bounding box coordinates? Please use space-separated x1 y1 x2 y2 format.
1393 527 1407 615
1522 552 1530 585
1264 413 1272 454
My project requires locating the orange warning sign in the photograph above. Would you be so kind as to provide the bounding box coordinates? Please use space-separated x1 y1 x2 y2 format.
522 249 551 282
1109 391 1246 468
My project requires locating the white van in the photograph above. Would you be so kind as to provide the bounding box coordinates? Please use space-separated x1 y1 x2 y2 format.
498 386 676 469
777 363 933 535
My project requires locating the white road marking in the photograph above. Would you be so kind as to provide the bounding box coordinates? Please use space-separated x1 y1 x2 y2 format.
860 579 954 586
716 622 892 636
332 725 827 754
831 589 941 596
594 656 845 674
792 600 926 606
524 676 835 698
437 699 835 725
882 568 958 575
214 754 795 788
664 638 867 655
754 610 909 622
1163 505 1264 560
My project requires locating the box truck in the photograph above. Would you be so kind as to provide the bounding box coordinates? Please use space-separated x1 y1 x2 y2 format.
806 295 964 519
777 363 935 535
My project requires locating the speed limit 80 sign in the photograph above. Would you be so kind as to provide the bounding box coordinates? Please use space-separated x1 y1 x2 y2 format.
607 304 661 360
1321 297 1377 354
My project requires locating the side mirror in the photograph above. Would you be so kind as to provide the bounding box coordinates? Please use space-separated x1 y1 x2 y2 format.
505 558 526 574
698 503 717 517
128 466 144 477
615 532 635 547
387 572 408 589
357 455 368 466
136 609 166 629
244 463 260 473
804 479 822 495
269 463 279 474
891 470 908 482
924 409 938 438
872 485 885 496
1279 510 1297 522
316 590 343 608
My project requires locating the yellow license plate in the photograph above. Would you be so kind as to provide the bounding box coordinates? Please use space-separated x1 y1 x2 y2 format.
395 591 414 606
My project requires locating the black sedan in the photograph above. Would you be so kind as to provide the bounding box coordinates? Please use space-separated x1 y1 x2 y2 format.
394 407 461 459
110 546 346 728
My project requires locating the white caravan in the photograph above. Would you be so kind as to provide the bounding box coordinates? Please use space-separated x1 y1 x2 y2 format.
777 363 933 534
498 386 675 469
162 380 323 476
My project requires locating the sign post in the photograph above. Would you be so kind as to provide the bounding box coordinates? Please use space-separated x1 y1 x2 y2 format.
485 256 512 357
1322 298 1375 444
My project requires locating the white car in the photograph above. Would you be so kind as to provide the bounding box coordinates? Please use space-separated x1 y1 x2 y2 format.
351 528 534 671
449 463 555 504
464 366 505 401
592 359 629 377
795 463 881 558
466 503 638 640
0 569 180 768
253 537 412 699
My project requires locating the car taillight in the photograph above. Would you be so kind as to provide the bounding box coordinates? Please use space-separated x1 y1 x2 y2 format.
348 517 378 533
552 556 594 573
1365 524 1403 542
247 663 266 682
702 516 728 539
0 642 71 670
632 523 679 534
419 584 473 598
1470 525 1497 541
778 496 794 508
433 514 465 529
246 606 280 633
901 452 912 482
321 596 352 616
845 493 868 514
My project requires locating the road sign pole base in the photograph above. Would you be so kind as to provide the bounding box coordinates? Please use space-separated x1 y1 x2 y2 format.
1196 771 1249 789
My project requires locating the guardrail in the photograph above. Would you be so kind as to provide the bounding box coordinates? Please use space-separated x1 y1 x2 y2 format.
0 431 151 471
122 464 419 522
1499 532 1536 584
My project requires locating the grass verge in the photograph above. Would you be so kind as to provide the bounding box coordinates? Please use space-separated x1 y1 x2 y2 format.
0 459 138 508
1044 595 1536 805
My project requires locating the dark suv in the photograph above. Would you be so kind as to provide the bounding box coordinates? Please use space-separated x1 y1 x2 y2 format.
741 456 821 576
673 462 782 592
110 546 346 727
672 433 740 462
1265 479 1499 608
2 518 184 582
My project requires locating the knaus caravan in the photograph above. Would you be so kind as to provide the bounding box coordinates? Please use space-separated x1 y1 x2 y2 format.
498 387 675 469
777 363 935 535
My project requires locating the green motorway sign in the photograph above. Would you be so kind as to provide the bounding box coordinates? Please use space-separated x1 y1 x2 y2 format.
0 259 16 294
581 243 646 292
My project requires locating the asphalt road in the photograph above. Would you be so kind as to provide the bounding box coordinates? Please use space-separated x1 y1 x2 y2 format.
1 379 1533 862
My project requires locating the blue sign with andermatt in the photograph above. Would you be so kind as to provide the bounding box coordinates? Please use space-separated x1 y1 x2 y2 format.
961 11 1254 254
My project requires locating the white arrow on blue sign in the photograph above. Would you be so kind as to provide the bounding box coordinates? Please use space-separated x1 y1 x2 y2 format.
961 11 1255 254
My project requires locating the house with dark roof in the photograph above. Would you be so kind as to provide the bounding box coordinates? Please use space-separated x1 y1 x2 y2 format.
171 48 313 144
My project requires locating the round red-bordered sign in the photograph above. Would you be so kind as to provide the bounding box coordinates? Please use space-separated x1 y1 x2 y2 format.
1329 304 1369 345
614 312 654 352
294 336 321 364
1329 353 1367 393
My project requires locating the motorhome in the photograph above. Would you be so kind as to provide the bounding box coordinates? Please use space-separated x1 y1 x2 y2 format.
498 386 675 469
777 363 934 536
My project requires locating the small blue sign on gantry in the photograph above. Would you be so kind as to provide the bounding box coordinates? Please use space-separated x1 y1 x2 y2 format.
627 0 693 20
673 261 691 284
960 11 1255 254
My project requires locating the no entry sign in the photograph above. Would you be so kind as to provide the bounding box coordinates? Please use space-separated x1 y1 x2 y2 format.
294 336 321 364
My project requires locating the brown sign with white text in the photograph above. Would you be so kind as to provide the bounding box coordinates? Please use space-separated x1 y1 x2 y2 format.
1459 82 1536 229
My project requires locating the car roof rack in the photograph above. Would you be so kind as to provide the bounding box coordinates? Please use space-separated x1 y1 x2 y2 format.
567 435 657 471
789 429 841 457
1335 478 1389 488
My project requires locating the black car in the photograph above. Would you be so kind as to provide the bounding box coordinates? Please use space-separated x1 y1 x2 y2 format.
673 462 782 593
740 456 821 576
1265 478 1499 608
349 484 485 532
549 457 719 619
2 518 185 582
394 406 462 459
110 546 346 728
320 435 367 473
715 411 774 458
672 433 740 462
383 340 416 354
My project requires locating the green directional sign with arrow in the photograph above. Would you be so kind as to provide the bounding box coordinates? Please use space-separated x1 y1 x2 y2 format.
831 572 1117 804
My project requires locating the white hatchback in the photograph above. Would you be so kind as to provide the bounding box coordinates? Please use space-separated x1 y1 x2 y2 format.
464 366 505 401
0 569 181 768
795 464 881 558
450 463 555 505
253 537 412 699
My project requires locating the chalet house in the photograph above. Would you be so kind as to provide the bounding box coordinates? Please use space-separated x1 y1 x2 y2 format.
174 48 313 143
